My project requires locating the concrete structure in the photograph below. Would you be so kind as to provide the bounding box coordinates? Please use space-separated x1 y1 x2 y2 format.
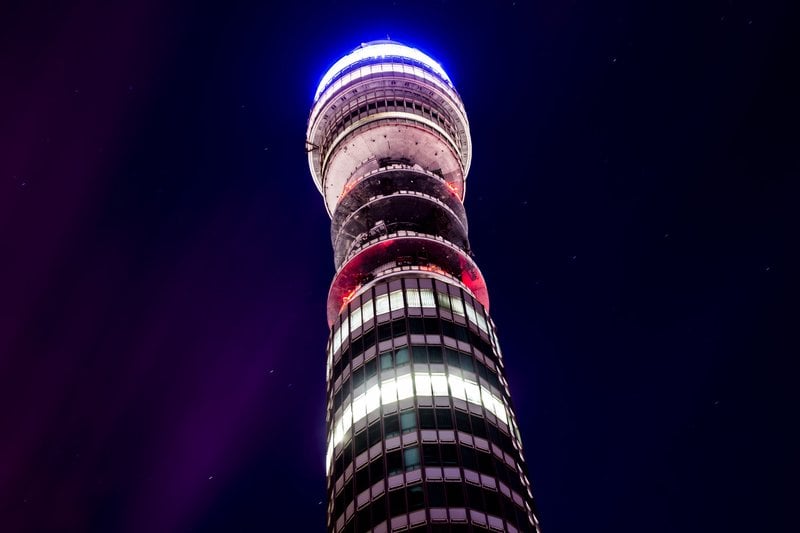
307 41 541 533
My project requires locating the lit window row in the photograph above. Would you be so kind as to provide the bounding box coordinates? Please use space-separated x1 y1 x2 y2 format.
327 286 495 380
326 370 509 473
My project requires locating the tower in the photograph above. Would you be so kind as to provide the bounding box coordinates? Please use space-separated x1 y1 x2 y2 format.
307 41 541 533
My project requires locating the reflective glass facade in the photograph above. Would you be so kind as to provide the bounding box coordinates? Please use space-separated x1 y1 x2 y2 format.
308 41 541 532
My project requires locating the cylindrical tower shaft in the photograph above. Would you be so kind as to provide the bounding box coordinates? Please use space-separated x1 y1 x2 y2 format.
307 41 541 533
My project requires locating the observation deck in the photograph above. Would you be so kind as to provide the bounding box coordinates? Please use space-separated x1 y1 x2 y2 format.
307 41 472 218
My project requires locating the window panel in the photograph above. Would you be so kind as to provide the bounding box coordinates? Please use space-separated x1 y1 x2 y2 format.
435 408 453 429
380 351 393 370
450 296 465 316
448 374 466 401
405 288 421 307
436 291 451 310
395 347 410 366
428 482 445 506
404 446 421 471
400 411 417 433
368 420 382 446
384 414 400 438
431 373 448 396
389 290 404 311
351 306 362 331
388 486 406 513
352 394 367 423
445 483 465 506
375 294 390 315
420 288 436 308
428 346 443 364
440 444 458 465
414 372 432 396
387 450 403 476
407 484 425 510
365 384 381 413
422 443 439 464
362 299 374 323
396 373 413 400
381 378 397 405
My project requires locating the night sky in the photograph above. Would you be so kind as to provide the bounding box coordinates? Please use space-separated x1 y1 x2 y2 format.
1 1 796 532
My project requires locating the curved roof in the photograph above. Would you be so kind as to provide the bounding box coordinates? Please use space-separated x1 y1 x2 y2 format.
313 40 453 102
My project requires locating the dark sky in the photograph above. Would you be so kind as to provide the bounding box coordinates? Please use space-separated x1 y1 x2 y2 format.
1 0 796 532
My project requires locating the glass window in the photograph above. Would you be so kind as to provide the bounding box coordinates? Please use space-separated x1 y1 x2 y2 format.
477 450 494 474
365 359 377 379
408 318 424 334
428 482 445 506
396 374 413 400
451 296 465 316
350 337 363 358
389 290 404 311
356 466 370 492
355 430 368 455
400 411 416 433
407 484 424 510
378 323 392 341
465 303 477 326
455 410 471 433
470 415 488 438
362 299 374 323
423 318 440 335
414 372 432 396
362 329 376 349
343 442 353 466
404 446 420 471
419 408 435 429
368 420 382 446
460 445 477 470
466 484 483 510
435 408 453 429
440 444 458 465
412 345 427 363
375 294 390 315
370 457 384 484
441 321 455 339
422 443 439 465
445 348 460 367
405 288 421 307
386 450 403 476
428 346 443 364
384 414 399 438
388 487 406 513
445 483 464 506
380 351 393 370
430 373 448 396
394 347 410 366
353 367 365 388
350 306 362 331
420 288 436 308
392 318 406 336
436 291 451 310
448 374 466 401
381 377 397 405
371 494 386 527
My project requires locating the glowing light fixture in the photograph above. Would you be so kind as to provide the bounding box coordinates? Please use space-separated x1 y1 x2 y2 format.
314 42 453 101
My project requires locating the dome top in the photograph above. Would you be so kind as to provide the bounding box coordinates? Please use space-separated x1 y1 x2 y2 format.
313 40 453 101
